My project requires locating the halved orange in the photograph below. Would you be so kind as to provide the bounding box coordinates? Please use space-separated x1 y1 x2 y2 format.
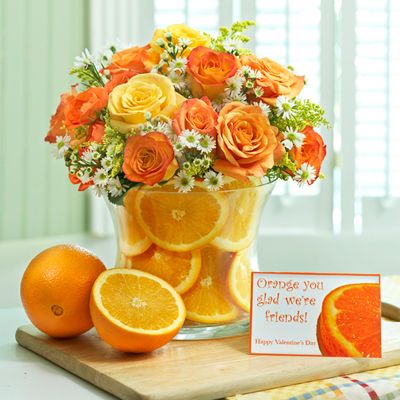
117 189 152 256
134 185 228 252
182 246 239 323
228 251 252 312
90 268 186 353
316 283 381 357
126 245 201 295
212 178 265 252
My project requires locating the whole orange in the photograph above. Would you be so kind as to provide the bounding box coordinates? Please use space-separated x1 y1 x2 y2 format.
20 244 106 338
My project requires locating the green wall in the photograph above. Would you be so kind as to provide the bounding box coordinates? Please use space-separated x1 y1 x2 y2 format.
0 0 88 240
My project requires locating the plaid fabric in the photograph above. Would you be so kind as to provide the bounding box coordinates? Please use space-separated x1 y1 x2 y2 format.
229 365 400 399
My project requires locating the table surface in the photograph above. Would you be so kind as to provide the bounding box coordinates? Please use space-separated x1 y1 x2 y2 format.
0 307 116 400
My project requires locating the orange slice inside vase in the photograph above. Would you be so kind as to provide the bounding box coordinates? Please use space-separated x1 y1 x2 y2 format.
126 245 201 295
182 246 239 324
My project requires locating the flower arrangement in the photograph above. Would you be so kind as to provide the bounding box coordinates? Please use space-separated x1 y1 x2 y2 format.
45 21 329 204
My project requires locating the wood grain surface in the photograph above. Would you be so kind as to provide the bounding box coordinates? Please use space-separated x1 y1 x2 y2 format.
16 321 400 400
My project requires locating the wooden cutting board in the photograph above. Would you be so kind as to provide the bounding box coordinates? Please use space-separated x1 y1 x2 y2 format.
16 321 400 400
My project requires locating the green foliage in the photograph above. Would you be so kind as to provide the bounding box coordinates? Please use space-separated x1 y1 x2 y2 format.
70 63 104 88
182 155 214 178
211 20 256 55
269 98 331 133
265 153 298 182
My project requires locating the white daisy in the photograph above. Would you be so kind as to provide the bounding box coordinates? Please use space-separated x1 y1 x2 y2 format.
253 101 270 117
156 38 165 47
178 37 191 47
169 57 187 73
108 177 124 198
193 158 202 167
164 31 172 41
224 93 247 104
249 69 263 79
93 168 108 187
240 65 252 76
225 76 245 97
101 156 113 171
173 141 185 157
294 163 316 186
51 134 71 159
91 185 107 197
173 171 195 193
204 171 224 192
77 168 92 184
74 48 98 68
282 127 305 150
253 86 264 98
197 135 216 154
179 129 201 148
161 51 170 61
154 121 174 137
81 149 95 164
275 96 297 120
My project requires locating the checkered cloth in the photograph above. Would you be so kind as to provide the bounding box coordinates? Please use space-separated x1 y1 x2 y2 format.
229 276 400 400
229 365 400 399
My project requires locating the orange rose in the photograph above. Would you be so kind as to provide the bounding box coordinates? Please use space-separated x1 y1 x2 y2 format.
87 122 105 143
172 97 218 138
64 87 108 130
214 102 281 180
45 87 77 143
240 55 304 105
106 45 151 76
290 126 326 183
123 132 178 186
187 47 239 99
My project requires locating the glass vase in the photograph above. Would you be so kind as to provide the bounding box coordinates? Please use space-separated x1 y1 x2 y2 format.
105 179 274 340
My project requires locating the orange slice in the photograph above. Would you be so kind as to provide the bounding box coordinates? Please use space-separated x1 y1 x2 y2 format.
90 268 186 353
228 251 252 313
117 189 152 256
212 178 265 252
182 246 239 323
316 283 381 357
126 245 201 295
134 185 228 252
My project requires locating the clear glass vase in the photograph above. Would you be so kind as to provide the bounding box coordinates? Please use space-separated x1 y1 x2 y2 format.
105 179 275 340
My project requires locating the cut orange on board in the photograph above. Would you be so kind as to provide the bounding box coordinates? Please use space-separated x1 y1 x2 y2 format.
118 189 152 256
126 245 201 294
182 246 239 323
90 268 186 353
316 283 381 357
212 178 264 252
134 185 228 252
228 251 252 313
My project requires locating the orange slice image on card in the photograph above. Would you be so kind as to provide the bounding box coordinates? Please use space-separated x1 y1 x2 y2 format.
317 283 381 357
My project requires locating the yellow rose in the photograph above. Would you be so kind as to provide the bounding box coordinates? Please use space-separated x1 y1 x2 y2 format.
150 24 211 56
108 73 185 133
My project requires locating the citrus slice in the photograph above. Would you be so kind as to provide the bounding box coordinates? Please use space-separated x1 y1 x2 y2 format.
90 268 186 353
126 245 201 295
117 189 152 257
212 178 265 252
182 246 239 323
134 185 228 252
228 251 252 312
316 283 381 357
